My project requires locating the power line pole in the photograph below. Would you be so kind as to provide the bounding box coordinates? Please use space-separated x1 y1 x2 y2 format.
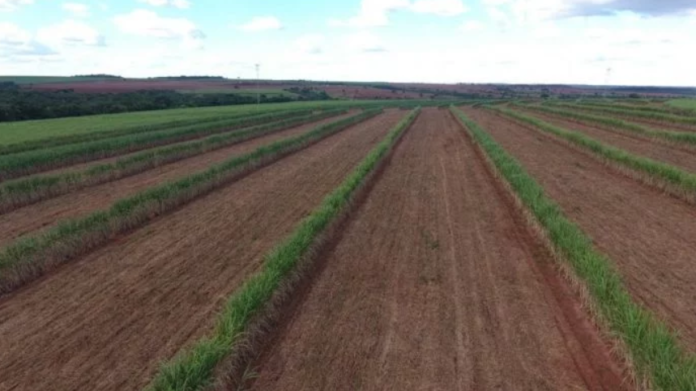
255 63 260 108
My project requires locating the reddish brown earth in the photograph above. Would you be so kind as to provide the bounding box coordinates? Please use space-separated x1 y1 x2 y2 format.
247 109 628 391
515 108 696 173
322 86 429 99
0 110 405 391
462 107 696 353
0 113 354 247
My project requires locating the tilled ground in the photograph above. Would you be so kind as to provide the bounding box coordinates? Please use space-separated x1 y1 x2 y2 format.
0 112 354 247
515 108 696 173
462 106 696 354
246 109 628 391
0 110 405 391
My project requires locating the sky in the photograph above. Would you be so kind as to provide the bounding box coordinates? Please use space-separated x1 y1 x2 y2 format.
1 0 695 86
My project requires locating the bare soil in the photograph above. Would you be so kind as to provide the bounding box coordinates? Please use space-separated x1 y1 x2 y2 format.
462 107 696 354
517 108 696 173
0 113 353 247
247 109 628 391
0 110 405 391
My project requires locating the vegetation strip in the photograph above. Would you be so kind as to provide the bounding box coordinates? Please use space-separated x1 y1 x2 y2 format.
145 107 420 391
576 101 696 117
450 106 696 390
0 109 298 156
0 109 382 294
516 103 696 145
0 109 348 214
0 109 317 181
491 106 696 200
548 102 696 126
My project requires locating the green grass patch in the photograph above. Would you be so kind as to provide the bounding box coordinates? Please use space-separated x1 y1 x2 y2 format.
548 102 696 126
492 106 696 195
145 107 420 391
451 106 696 390
0 101 377 145
576 101 696 117
516 103 696 145
666 99 696 112
0 109 348 212
0 110 299 156
0 76 116 84
0 109 317 180
0 109 383 294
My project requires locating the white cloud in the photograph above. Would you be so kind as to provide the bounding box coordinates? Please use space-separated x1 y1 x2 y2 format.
0 22 30 44
0 22 57 58
330 0 466 27
487 6 512 28
411 0 467 16
238 16 283 32
460 20 484 31
292 34 325 55
0 0 32 11
62 2 89 17
114 9 203 40
138 0 190 9
171 0 190 9
37 20 105 47
344 31 387 52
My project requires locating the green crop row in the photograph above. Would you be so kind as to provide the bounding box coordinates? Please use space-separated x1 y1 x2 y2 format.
576 101 696 117
492 106 696 197
0 109 301 156
0 109 348 213
450 106 696 390
548 102 696 126
0 109 382 294
516 103 696 145
0 109 316 181
145 107 420 391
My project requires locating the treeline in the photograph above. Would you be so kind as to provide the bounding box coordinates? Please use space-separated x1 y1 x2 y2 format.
0 83 328 122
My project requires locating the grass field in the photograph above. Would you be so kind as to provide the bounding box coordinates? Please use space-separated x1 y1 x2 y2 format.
0 76 116 84
0 101 374 145
2 100 696 391
667 98 696 111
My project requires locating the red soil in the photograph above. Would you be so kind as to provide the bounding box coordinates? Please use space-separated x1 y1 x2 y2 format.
0 113 355 247
247 109 628 391
462 107 696 354
516 108 696 173
0 110 405 391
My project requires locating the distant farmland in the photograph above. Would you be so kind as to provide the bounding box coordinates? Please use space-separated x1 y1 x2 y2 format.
1 98 696 390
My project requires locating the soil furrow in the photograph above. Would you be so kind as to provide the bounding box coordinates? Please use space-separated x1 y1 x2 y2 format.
462 107 696 354
0 110 405 391
0 113 353 247
246 109 627 391
516 108 696 172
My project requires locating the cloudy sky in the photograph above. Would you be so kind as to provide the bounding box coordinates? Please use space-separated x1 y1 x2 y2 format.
1 0 695 86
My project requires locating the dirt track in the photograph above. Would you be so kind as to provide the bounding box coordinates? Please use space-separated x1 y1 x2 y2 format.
0 110 405 391
462 107 696 353
516 108 696 173
247 109 628 391
0 113 353 247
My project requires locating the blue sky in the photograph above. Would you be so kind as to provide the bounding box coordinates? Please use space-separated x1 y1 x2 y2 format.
1 0 695 85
